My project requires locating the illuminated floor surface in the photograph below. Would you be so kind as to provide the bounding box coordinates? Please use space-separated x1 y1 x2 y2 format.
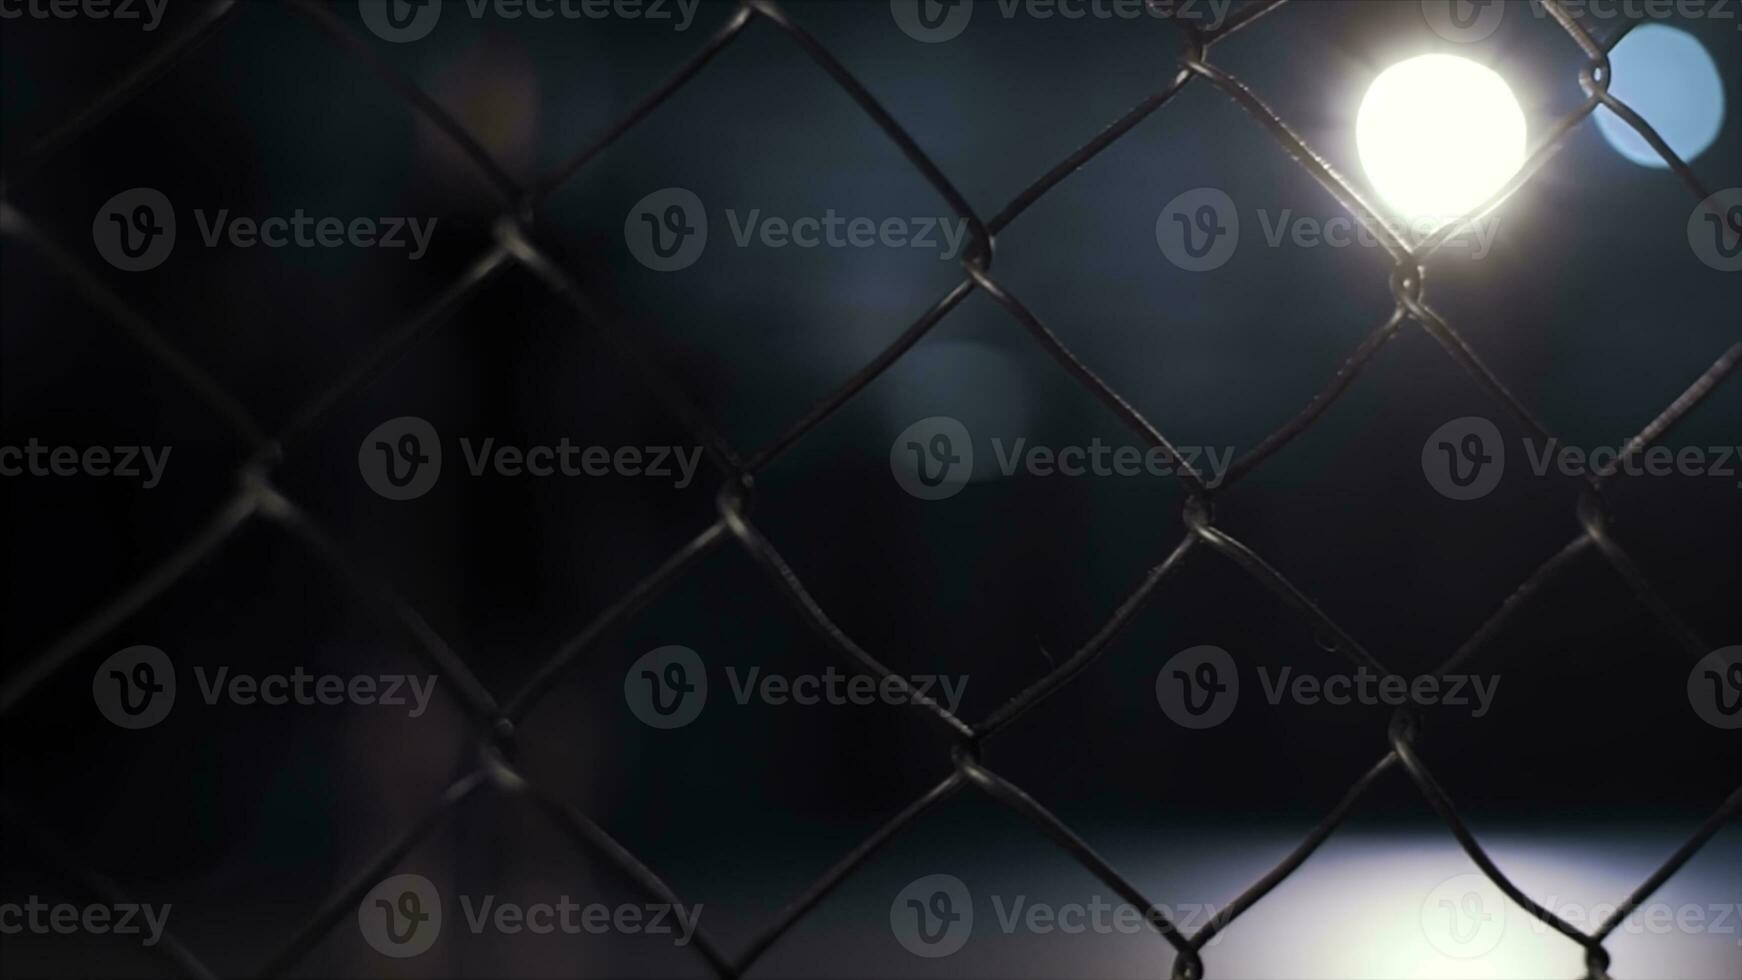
738 823 1742 980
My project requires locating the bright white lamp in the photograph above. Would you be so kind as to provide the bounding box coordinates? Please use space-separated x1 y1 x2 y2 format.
1357 55 1527 228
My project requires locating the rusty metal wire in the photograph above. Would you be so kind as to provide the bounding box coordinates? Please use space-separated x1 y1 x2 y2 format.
0 1 1738 978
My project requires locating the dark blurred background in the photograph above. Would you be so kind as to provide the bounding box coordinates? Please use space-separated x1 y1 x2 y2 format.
1 1 1738 977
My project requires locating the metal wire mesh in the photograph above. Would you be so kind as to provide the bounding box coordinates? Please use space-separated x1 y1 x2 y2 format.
1 1 1739 978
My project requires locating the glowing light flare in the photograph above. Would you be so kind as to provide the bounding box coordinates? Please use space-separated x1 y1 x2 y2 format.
1357 55 1527 229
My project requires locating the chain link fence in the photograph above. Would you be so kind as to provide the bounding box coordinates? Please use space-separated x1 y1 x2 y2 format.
1 0 1739 977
